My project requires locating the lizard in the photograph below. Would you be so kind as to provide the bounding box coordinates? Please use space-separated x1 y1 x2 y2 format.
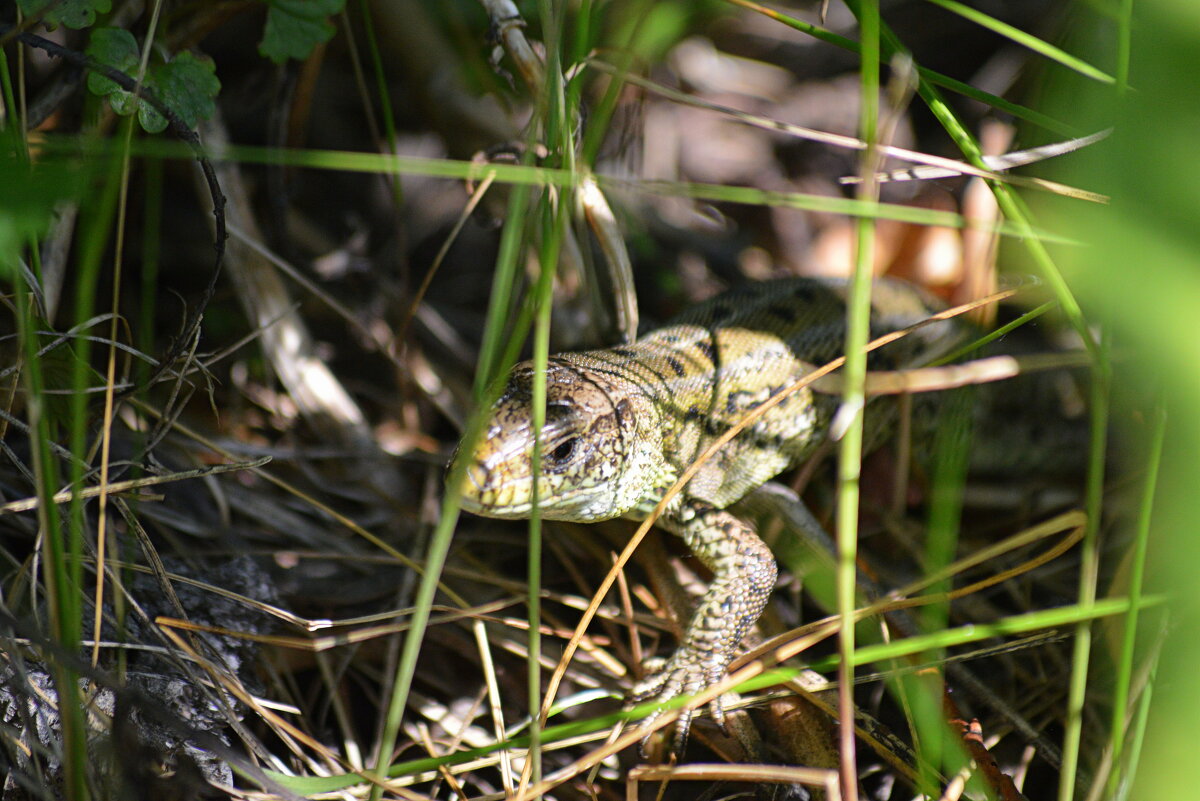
451 277 963 748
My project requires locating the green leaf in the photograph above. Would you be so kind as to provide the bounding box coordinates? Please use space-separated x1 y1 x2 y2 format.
16 0 112 30
85 30 220 133
142 53 221 132
259 0 346 64
84 27 139 98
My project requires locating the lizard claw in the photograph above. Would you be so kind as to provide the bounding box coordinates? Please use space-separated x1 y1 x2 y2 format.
630 651 729 753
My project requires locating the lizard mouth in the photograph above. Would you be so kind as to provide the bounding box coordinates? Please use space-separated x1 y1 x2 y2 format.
458 461 594 519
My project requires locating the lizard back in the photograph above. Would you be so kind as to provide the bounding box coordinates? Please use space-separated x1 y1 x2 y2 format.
457 277 960 523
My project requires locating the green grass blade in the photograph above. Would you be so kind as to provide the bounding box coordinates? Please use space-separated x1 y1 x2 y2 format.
837 4 1101 361
579 0 658 166
724 0 1079 134
357 0 401 160
834 4 881 796
13 276 90 801
474 176 535 396
914 388 974 787
1115 640 1159 801
923 0 1115 84
44 137 1084 244
1105 401 1164 796
933 300 1056 365
1116 0 1133 93
367 416 482 798
367 158 547 801
526 1 575 780
525 193 566 792
826 595 1163 669
1058 331 1111 801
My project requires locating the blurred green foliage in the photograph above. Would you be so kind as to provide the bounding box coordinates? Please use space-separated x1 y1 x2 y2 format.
0 155 88 272
1056 0 1200 796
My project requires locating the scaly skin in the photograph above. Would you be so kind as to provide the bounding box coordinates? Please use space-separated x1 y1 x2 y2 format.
452 277 959 748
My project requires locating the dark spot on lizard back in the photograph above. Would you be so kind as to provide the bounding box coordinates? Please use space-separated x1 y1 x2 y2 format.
694 340 716 362
792 284 817 303
702 417 732 437
615 398 636 428
767 303 798 323
612 347 638 360
726 389 766 415
664 356 687 377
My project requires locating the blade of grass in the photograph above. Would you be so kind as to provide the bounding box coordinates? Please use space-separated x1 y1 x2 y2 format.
58 120 135 801
0 39 28 159
1059 330 1111 801
523 196 562 796
724 0 1079 135
913 388 974 794
1116 0 1133 93
932 300 1056 365
368 162 537 801
1114 636 1159 801
1106 401 1164 796
831 9 1109 796
473 178 534 396
526 8 561 790
356 0 400 169
355 0 408 293
366 406 481 797
47 137 1083 243
92 0 165 674
835 4 881 797
825 595 1164 670
14 270 91 801
922 0 1114 84
522 1 577 791
367 206 543 801
578 0 656 166
5 121 104 795
90 119 134 671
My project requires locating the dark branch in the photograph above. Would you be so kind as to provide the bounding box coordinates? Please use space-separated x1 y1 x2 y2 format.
1 24 227 398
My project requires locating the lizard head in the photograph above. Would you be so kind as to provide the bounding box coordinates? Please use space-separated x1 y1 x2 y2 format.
451 357 658 522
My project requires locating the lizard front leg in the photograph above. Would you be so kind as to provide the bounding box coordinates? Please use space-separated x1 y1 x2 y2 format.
632 502 777 750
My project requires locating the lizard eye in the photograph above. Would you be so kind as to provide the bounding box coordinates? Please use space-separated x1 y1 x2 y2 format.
547 438 578 464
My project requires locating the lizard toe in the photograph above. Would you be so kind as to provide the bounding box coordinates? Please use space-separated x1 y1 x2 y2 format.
630 651 729 752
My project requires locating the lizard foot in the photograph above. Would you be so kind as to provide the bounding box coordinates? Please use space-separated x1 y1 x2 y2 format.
630 651 730 753
628 505 777 754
